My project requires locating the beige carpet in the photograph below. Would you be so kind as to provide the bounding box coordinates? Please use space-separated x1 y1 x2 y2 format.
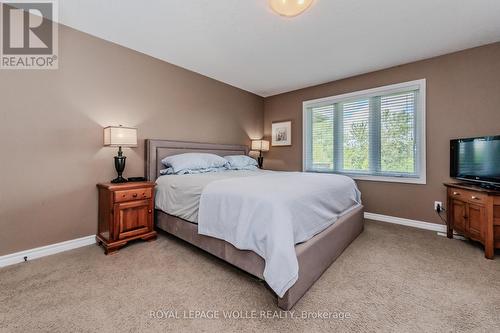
1 221 499 332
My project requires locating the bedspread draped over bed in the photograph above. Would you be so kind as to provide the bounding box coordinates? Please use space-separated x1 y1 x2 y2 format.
197 172 361 297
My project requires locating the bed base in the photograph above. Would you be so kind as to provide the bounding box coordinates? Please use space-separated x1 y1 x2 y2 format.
156 205 364 310
146 139 364 310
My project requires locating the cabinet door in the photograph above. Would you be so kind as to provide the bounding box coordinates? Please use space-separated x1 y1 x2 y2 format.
451 199 467 233
114 200 152 240
467 203 486 240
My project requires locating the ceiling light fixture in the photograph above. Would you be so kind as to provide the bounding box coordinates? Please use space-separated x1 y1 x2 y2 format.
269 0 314 17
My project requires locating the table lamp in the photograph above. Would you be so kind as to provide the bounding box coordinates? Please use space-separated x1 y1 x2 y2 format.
103 126 138 183
251 140 270 169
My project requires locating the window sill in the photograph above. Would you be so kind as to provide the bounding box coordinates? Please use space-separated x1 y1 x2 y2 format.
305 170 426 184
349 174 426 185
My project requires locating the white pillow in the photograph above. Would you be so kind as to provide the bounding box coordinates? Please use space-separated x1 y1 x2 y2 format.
161 153 228 174
224 155 258 169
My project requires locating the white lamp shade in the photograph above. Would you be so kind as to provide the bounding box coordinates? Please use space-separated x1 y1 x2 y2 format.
269 0 314 17
251 140 270 152
103 126 138 147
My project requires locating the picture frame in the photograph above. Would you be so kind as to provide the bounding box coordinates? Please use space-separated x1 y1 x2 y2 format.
271 121 292 146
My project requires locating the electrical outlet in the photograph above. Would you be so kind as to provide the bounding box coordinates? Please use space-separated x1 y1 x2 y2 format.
434 201 443 212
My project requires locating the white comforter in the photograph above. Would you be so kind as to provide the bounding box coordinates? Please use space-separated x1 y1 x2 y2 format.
198 172 361 297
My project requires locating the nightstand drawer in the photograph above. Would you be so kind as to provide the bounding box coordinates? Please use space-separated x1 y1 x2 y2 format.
114 188 152 203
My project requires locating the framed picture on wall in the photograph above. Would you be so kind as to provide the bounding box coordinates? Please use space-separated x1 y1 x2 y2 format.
271 121 292 146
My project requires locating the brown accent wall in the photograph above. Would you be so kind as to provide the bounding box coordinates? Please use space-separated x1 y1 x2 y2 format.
264 42 500 225
1 25 498 257
0 25 263 256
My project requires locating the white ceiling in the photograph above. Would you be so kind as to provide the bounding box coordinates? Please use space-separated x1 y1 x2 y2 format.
58 0 500 97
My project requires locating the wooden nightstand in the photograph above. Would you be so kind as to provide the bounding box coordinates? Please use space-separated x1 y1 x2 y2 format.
96 181 157 254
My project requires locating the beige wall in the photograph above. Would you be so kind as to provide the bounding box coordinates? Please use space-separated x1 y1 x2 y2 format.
0 25 263 256
264 42 500 225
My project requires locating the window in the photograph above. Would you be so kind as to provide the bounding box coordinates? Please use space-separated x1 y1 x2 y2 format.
303 79 426 184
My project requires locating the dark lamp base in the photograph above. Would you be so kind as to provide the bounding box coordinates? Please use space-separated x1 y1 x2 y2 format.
257 156 264 169
111 176 128 184
111 147 128 183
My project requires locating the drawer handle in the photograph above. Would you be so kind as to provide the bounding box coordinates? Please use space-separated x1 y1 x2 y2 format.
453 192 460 196
148 209 152 214
471 196 480 200
133 193 138 198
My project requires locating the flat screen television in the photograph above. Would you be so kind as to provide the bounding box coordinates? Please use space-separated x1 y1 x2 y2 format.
450 136 500 189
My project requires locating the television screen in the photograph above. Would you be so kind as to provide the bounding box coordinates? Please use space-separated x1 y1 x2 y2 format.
451 136 500 185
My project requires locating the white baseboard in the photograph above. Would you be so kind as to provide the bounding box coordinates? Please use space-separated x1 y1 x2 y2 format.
364 212 447 232
0 213 453 268
0 235 96 268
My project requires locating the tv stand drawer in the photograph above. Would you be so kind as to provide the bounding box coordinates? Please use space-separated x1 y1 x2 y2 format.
449 188 487 205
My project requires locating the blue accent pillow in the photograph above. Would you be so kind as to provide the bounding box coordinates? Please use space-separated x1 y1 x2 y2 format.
160 166 227 175
161 153 228 174
224 155 258 170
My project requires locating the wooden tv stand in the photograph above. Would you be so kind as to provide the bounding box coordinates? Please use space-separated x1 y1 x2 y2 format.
444 182 500 259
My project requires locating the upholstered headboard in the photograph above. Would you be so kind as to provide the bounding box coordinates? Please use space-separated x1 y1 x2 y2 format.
145 139 249 181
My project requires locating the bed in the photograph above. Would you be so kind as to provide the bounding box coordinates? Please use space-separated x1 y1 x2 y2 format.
146 139 364 310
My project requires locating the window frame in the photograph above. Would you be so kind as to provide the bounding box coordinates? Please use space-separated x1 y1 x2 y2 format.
302 79 426 184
